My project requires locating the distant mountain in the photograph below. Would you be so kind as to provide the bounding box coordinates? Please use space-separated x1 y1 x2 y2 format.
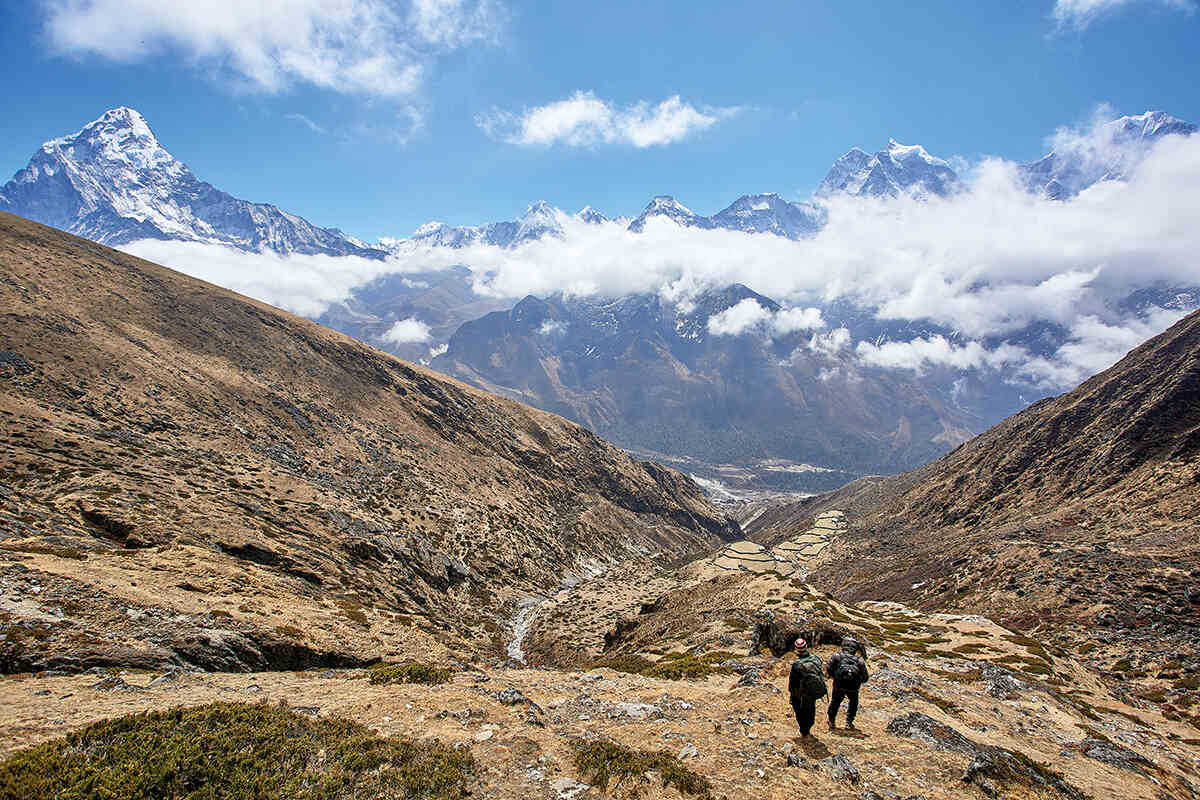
710 192 826 237
626 195 714 232
402 200 577 249
0 107 384 257
1020 111 1198 199
818 139 961 199
432 284 988 492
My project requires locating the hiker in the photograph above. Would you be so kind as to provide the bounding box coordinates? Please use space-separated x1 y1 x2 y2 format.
788 637 827 737
827 636 869 729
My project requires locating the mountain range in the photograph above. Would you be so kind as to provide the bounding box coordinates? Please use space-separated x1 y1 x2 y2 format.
2 107 1197 493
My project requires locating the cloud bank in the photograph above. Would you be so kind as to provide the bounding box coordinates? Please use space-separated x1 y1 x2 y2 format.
476 91 738 148
124 117 1200 392
42 0 501 99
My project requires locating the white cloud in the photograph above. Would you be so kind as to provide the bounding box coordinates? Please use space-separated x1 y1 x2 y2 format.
119 239 398 318
807 328 852 357
409 0 503 47
381 317 433 344
706 299 773 335
856 336 1027 373
477 91 738 148
772 306 826 334
1018 308 1188 386
537 319 566 336
42 0 501 99
1052 0 1195 29
706 299 825 336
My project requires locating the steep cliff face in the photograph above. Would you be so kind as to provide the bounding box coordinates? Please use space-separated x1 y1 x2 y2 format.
0 212 736 673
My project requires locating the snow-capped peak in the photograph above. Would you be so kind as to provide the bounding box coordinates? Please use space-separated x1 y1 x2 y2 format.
817 139 959 199
413 221 448 236
627 195 712 232
886 139 949 167
1 107 382 257
576 205 609 224
1019 109 1197 199
520 200 564 223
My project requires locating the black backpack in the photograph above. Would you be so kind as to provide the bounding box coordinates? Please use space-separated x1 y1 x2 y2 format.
834 655 863 686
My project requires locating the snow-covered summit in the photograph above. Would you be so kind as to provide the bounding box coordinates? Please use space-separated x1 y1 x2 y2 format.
710 192 825 238
817 139 960 199
627 195 713 232
0 107 382 257
576 205 609 224
1020 110 1198 199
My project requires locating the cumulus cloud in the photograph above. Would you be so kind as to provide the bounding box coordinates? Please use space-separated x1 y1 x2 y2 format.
773 306 826 334
706 299 772 335
807 328 852 357
381 317 433 344
1053 0 1196 29
856 336 1027 372
476 91 738 148
41 0 501 99
706 299 824 336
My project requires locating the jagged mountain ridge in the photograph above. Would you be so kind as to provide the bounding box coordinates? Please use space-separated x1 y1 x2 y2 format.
0 211 737 673
0 108 384 257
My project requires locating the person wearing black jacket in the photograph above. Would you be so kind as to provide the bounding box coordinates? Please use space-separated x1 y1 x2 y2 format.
787 637 827 737
827 636 869 729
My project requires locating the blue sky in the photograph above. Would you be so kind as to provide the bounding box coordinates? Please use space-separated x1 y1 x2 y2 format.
1 0 1198 241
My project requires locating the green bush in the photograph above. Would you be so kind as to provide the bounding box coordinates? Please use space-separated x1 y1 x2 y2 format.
569 739 712 798
368 663 453 686
0 702 472 800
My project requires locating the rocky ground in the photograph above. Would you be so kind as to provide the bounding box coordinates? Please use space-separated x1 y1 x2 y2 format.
3 576 1197 799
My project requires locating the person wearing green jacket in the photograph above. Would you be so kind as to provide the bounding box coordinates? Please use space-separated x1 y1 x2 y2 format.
787 637 827 737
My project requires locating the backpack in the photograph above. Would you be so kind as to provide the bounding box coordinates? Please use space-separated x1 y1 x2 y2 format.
834 655 863 686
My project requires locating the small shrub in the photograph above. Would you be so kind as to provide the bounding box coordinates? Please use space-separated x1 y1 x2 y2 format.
569 739 712 799
368 663 452 686
644 656 728 682
0 702 472 800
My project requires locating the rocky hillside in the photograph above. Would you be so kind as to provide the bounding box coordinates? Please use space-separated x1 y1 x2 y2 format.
747 310 1200 719
0 211 737 674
